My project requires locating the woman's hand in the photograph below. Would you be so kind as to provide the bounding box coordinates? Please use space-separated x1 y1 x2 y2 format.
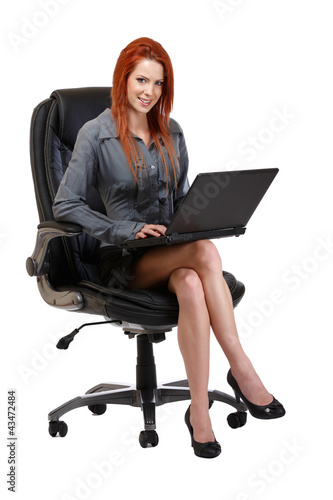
135 224 167 240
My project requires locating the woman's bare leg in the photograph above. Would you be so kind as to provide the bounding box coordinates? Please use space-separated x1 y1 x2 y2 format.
128 240 273 409
168 268 214 443
194 246 273 405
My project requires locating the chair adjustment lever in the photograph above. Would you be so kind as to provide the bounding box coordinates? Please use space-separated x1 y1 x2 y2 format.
56 320 120 349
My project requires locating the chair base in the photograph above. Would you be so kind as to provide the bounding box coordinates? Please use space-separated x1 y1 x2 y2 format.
48 334 247 444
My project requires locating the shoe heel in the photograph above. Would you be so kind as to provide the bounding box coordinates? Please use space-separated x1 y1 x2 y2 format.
233 390 243 406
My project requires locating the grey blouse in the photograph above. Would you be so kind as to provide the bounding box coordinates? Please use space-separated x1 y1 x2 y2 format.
52 108 190 247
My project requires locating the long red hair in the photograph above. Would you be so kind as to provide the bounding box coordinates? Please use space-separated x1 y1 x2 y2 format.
111 37 178 188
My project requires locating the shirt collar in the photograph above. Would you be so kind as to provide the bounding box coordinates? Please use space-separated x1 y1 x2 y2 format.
98 108 118 139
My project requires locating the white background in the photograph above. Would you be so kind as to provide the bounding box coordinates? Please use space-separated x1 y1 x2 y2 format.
1 0 332 499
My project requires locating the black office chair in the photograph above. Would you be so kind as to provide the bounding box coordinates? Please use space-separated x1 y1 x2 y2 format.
26 87 247 448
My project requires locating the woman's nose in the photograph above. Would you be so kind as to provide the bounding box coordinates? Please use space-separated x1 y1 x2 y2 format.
143 84 154 96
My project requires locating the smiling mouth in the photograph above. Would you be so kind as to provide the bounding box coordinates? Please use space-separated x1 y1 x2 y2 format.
138 98 152 106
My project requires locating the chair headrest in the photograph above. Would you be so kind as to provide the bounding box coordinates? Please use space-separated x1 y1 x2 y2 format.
50 87 112 148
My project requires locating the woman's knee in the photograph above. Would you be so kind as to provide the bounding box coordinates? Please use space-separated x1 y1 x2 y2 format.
189 240 222 272
168 268 205 302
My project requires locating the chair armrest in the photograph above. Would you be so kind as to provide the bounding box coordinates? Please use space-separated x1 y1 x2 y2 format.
26 221 82 277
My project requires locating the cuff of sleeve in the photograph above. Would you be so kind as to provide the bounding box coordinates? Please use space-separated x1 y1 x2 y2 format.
115 221 146 243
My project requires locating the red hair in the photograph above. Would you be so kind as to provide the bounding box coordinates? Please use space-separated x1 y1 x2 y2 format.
111 37 178 188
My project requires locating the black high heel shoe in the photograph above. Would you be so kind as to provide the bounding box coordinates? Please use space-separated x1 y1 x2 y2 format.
184 405 221 458
227 370 286 420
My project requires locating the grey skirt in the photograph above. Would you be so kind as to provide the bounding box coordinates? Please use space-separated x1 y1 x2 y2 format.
99 246 147 289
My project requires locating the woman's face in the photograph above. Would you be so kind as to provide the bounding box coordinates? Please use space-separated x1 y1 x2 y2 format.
126 59 164 116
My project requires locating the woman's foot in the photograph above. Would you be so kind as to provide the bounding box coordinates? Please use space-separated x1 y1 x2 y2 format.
230 361 274 406
185 405 221 458
189 403 215 443
227 368 285 419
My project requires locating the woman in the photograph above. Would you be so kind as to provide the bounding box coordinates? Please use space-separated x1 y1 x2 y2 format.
53 37 285 459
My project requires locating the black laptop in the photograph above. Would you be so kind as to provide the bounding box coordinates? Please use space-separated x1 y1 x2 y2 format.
118 168 279 249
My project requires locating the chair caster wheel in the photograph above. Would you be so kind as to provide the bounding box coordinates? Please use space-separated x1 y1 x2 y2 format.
88 404 107 415
139 430 159 448
49 420 68 437
227 411 247 429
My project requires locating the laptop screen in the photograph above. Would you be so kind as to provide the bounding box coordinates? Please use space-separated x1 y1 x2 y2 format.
166 168 278 235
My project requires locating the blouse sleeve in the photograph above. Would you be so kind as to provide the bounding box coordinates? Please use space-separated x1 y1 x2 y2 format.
52 125 145 245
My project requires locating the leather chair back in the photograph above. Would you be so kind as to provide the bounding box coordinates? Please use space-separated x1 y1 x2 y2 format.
30 87 112 285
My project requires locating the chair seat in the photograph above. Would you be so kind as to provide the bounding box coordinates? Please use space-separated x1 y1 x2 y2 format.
78 280 179 310
59 280 179 327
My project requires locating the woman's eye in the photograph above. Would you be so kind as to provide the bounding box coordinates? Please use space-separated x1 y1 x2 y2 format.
156 81 163 86
137 78 146 83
